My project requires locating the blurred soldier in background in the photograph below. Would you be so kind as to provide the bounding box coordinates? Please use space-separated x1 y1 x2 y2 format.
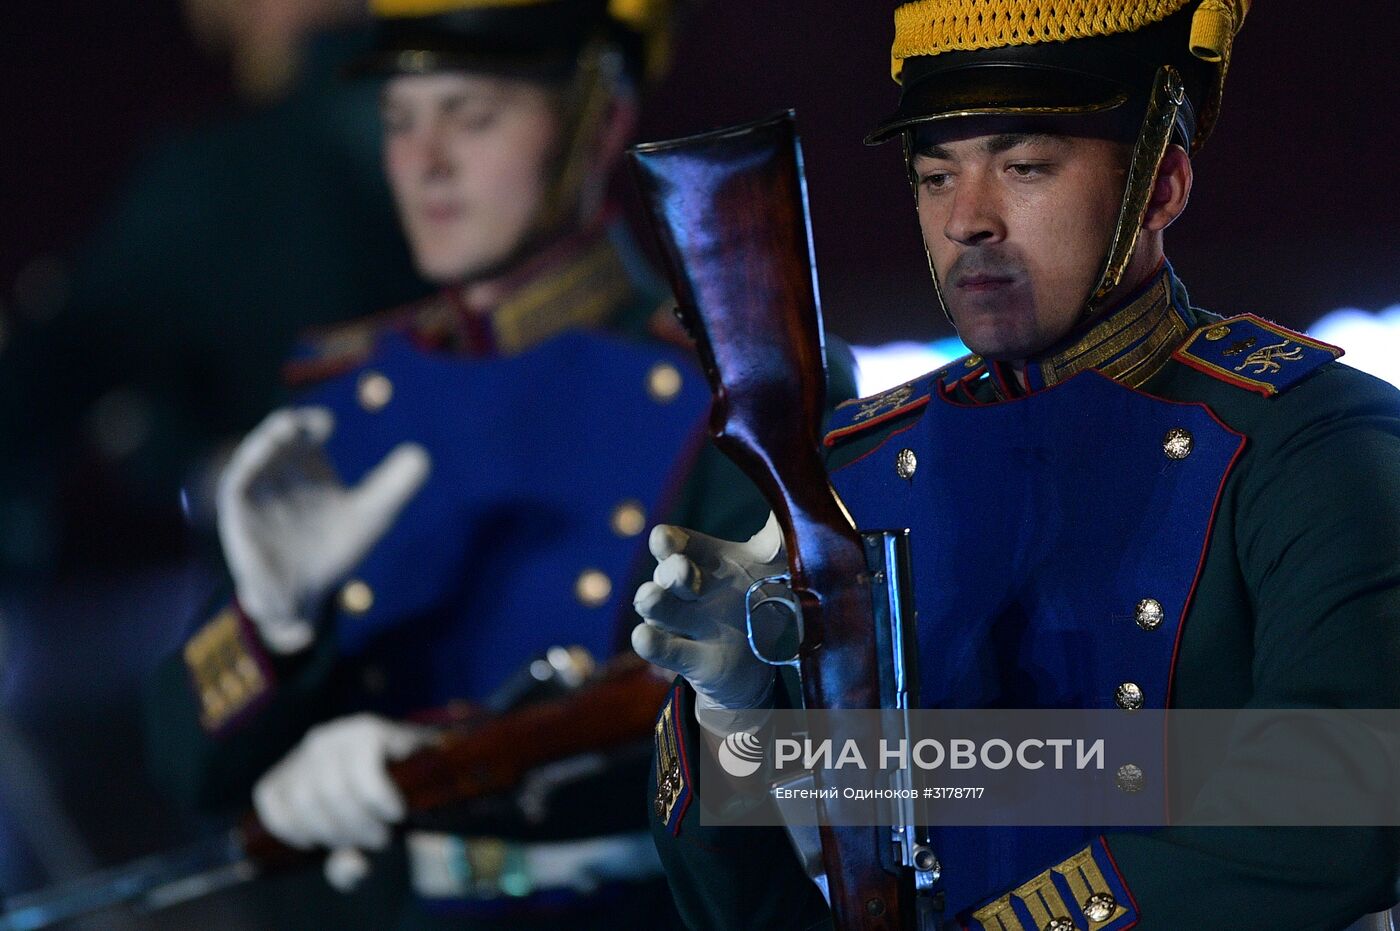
0 1 426 922
0 0 427 581
144 1 832 927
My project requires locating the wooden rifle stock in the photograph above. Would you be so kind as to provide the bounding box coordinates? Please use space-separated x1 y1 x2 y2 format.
630 113 911 929
239 656 671 867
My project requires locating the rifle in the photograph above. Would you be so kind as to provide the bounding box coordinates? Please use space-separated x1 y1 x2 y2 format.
0 654 669 930
630 112 938 929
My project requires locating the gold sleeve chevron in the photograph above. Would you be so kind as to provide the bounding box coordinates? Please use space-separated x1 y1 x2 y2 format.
890 0 1250 80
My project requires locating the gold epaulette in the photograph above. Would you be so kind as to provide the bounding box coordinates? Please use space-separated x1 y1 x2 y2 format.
1171 313 1342 397
281 293 463 387
823 358 981 447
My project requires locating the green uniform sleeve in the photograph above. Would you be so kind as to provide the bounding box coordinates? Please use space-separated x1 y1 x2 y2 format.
643 339 868 930
1101 364 1400 929
143 596 344 812
649 678 831 931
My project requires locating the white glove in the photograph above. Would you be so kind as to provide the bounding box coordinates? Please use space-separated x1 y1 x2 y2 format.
252 713 436 892
631 512 792 718
217 406 430 654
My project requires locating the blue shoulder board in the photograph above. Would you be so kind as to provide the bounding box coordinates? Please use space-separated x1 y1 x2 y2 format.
824 353 983 446
282 293 464 386
1171 313 1342 397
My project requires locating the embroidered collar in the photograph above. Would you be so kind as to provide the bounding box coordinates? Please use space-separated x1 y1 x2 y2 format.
405 227 634 358
470 227 633 355
983 265 1191 399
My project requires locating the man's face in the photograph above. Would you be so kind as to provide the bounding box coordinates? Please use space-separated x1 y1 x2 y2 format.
381 72 562 284
910 117 1129 360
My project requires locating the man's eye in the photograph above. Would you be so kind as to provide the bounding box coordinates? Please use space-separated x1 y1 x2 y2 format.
1007 163 1048 178
920 172 951 190
453 108 500 132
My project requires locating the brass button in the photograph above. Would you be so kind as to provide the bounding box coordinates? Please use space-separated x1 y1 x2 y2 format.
1163 427 1193 460
1083 891 1118 922
357 371 394 412
575 569 613 607
1115 682 1144 711
1043 919 1075 931
1116 763 1145 793
1135 598 1164 631
610 500 647 537
1204 324 1231 341
339 579 375 615
895 448 918 480
647 362 683 403
963 354 982 368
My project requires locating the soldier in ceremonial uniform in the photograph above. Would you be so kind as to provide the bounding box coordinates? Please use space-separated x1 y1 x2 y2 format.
633 2 1400 929
141 1 837 927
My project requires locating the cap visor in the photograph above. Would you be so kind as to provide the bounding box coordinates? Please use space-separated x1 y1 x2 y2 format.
865 63 1129 145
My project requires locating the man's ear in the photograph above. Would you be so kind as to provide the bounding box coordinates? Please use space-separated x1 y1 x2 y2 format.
576 89 638 221
1144 144 1192 232
596 89 639 170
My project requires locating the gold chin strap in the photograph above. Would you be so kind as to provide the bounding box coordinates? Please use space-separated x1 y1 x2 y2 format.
531 37 624 238
902 129 957 325
1085 65 1184 314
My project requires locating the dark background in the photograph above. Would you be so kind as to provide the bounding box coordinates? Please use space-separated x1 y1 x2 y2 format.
0 1 1395 926
5 0 1398 349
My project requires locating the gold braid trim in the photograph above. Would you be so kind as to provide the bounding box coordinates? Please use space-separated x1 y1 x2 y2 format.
891 0 1194 79
490 236 631 353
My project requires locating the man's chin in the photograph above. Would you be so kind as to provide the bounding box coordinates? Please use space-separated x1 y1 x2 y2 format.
957 328 1050 363
413 249 505 286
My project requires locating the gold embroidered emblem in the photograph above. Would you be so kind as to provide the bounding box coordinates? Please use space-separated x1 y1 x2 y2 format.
1203 324 1231 341
852 384 915 422
654 694 684 823
1221 336 1256 356
963 354 983 368
1234 339 1305 375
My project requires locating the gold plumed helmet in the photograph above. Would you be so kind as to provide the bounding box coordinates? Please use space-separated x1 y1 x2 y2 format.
869 0 1250 312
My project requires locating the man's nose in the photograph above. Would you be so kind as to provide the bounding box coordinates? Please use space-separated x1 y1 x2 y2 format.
416 121 454 179
943 176 1005 246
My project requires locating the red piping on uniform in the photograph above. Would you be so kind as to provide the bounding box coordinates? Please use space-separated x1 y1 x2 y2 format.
828 420 924 474
670 685 695 834
823 396 931 446
612 409 713 654
1169 349 1275 396
1097 835 1142 929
